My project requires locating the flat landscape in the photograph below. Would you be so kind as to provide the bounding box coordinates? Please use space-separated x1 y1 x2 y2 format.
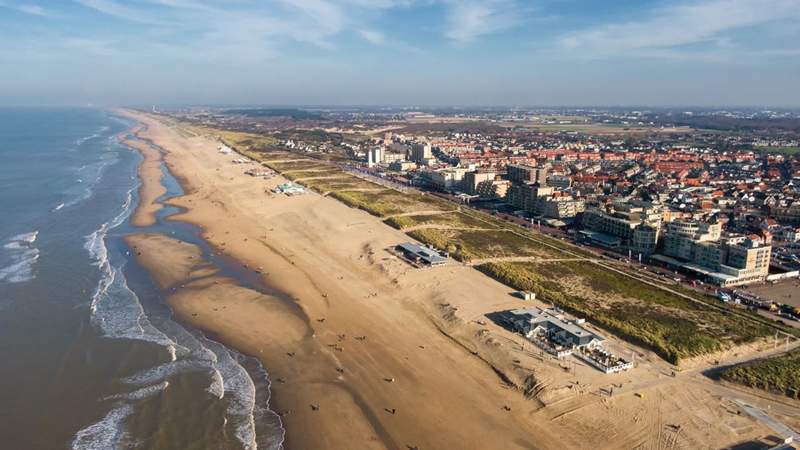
7 3 800 449
208 128 794 367
126 112 800 450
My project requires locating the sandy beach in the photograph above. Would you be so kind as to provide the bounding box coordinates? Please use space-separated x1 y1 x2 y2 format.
122 132 166 227
117 110 800 450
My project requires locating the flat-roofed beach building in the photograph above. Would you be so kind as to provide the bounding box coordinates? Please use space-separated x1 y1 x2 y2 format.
395 243 447 267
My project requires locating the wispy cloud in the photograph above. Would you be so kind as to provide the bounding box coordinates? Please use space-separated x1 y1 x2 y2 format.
558 0 800 59
76 0 172 25
359 29 386 45
0 1 50 16
443 0 522 44
71 0 430 57
17 3 47 15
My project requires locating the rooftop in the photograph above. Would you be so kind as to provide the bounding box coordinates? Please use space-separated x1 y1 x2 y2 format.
396 242 447 265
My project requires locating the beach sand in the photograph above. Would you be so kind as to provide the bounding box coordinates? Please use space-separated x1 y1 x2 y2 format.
122 135 166 227
123 233 213 290
117 110 798 450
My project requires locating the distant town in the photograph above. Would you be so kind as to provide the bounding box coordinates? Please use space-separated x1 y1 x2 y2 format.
141 105 800 449
171 105 800 326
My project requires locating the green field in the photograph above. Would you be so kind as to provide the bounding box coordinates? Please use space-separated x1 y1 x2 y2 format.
302 177 380 193
329 189 453 217
185 126 279 153
720 351 800 399
760 146 800 155
282 169 343 181
384 211 500 230
478 261 776 364
408 228 566 262
264 160 330 172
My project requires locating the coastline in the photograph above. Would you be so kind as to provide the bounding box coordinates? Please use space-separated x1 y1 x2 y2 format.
114 109 797 450
122 130 166 227
118 111 554 450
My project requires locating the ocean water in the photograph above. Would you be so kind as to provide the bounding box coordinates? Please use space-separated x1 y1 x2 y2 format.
0 108 283 449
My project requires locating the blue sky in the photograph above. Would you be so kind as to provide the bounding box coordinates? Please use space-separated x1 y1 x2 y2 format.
1 0 799 106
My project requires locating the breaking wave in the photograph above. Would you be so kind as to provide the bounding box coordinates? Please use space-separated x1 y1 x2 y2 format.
75 126 110 146
0 231 40 284
64 154 120 208
203 339 259 450
103 381 170 402
85 189 183 355
71 403 134 450
73 128 284 449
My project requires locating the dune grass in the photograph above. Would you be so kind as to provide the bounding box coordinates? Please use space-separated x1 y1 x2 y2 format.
477 261 775 364
720 351 800 399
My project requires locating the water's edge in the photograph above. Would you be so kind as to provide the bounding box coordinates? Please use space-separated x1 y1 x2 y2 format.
76 116 285 450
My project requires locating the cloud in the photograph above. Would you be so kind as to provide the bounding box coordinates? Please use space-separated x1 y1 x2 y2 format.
76 0 171 25
558 0 800 58
17 4 47 15
0 1 50 16
359 29 386 45
443 0 522 44
72 0 411 51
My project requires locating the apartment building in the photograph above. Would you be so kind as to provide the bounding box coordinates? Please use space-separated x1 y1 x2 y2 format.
507 184 554 213
582 208 640 242
656 220 771 286
475 179 510 200
772 203 800 224
662 220 722 260
410 142 433 163
538 196 586 220
463 170 496 195
546 174 572 189
581 202 664 253
422 167 470 191
631 223 660 255
507 164 548 186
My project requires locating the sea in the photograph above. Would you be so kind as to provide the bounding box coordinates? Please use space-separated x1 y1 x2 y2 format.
0 108 284 450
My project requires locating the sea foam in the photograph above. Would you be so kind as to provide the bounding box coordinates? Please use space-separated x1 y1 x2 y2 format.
65 154 120 208
203 339 259 450
75 137 281 449
0 231 40 284
71 404 134 450
85 190 186 356
103 381 170 402
75 126 110 146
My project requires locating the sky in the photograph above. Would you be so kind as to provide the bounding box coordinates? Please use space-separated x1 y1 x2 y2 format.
0 0 799 107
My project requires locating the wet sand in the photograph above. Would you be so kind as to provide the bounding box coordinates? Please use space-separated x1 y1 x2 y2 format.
122 133 166 227
116 110 798 450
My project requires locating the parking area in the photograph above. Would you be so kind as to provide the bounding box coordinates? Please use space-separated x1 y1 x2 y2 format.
745 280 800 308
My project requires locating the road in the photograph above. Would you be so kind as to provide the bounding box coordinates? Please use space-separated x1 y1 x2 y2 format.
339 162 800 331
733 399 800 442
